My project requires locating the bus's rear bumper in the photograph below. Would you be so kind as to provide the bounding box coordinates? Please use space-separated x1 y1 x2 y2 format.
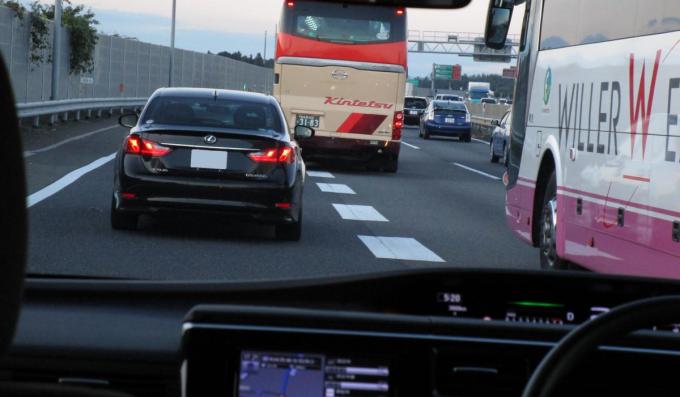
300 135 400 161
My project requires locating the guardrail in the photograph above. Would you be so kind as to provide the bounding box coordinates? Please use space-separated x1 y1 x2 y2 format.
17 97 148 127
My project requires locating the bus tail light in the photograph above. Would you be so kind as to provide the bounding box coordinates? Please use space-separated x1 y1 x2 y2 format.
392 111 403 141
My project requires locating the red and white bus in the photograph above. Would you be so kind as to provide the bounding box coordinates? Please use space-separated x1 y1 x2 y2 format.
273 0 407 172
488 0 680 278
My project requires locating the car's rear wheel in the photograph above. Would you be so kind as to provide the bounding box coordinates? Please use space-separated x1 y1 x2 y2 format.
539 171 567 270
275 206 302 241
110 196 138 230
490 140 500 163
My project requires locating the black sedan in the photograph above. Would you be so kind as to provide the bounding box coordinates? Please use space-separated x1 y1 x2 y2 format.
111 88 313 241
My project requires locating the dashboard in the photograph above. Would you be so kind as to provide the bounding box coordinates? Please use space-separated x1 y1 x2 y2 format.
4 269 680 397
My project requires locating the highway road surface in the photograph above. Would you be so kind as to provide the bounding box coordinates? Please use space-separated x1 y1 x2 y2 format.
23 117 538 281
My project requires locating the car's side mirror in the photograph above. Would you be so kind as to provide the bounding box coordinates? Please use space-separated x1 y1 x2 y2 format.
119 113 139 129
491 119 501 127
294 125 315 139
484 0 515 50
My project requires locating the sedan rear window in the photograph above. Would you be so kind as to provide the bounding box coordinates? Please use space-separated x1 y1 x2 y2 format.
433 101 467 112
142 96 283 133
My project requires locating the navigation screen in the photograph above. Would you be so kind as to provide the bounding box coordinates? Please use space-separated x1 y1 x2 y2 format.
238 351 390 397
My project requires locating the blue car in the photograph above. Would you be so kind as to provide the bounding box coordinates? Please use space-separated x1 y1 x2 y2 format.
419 100 471 142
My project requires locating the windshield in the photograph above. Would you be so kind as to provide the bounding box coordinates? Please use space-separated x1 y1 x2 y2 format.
13 0 680 287
141 96 283 133
405 98 427 109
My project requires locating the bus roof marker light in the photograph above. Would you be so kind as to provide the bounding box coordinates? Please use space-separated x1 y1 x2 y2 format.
396 8 405 16
286 0 294 8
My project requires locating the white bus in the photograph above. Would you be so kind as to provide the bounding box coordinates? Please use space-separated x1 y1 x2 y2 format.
485 0 680 279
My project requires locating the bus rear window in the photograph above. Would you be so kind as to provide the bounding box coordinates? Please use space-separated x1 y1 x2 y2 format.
281 1 406 44
296 16 391 43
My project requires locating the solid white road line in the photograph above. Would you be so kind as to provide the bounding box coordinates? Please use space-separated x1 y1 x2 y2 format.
27 152 116 208
23 124 119 158
472 138 490 145
306 171 335 178
358 235 445 262
401 141 420 149
332 204 388 222
452 162 501 181
316 183 356 194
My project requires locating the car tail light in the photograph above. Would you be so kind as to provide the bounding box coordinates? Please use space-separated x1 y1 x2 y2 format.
125 135 142 154
392 111 403 141
465 112 471 123
125 135 171 157
275 202 291 209
249 146 294 164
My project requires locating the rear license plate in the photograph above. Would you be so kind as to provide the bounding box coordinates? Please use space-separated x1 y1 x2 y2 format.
190 149 227 170
445 118 456 123
296 114 320 128
409 110 418 115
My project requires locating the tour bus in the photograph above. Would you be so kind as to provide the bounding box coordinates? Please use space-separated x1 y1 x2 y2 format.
274 0 407 172
485 0 680 279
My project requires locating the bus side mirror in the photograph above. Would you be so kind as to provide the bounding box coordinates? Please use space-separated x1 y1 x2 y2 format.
484 0 515 50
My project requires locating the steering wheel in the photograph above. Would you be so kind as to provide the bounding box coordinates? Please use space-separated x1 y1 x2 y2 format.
522 295 680 397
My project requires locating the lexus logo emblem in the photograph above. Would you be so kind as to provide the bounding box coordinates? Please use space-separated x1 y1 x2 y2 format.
203 135 217 144
331 69 349 80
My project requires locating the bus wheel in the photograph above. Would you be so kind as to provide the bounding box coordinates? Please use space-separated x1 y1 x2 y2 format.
539 171 567 270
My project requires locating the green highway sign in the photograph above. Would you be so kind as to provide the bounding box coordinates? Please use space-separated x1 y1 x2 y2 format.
433 64 462 80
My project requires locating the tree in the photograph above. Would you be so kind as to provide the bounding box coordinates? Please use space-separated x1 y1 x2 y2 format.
215 50 274 69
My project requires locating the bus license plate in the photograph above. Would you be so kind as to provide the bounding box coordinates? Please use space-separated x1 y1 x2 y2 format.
445 118 456 123
296 115 320 128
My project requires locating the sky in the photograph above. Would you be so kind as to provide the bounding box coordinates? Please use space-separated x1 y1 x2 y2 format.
27 0 524 77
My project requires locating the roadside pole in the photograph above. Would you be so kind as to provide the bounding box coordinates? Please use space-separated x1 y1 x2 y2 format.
50 0 62 100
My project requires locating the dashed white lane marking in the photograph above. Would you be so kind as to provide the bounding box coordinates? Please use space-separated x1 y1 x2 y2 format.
332 204 388 222
24 124 119 158
358 235 445 262
317 183 356 194
306 171 335 178
27 152 116 208
472 138 490 145
401 141 420 149
452 162 501 181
